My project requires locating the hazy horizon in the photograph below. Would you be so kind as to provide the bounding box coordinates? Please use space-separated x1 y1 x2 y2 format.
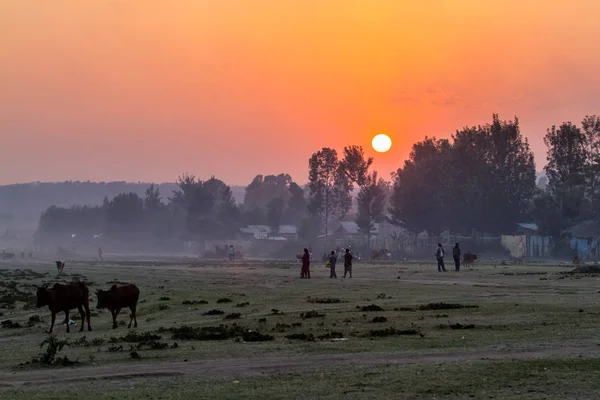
2 1 600 186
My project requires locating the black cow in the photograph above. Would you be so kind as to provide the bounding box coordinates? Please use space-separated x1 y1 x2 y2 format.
35 282 92 333
96 284 140 329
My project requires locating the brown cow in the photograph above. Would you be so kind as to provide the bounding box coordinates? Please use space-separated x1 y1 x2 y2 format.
35 282 92 334
462 252 477 266
56 261 65 273
96 284 140 329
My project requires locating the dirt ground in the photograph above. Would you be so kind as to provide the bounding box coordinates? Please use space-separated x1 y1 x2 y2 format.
1 344 600 389
1 258 599 398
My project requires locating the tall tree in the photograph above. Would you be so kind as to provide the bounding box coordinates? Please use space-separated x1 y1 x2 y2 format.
106 193 144 234
582 115 600 216
449 126 489 232
389 137 452 235
286 182 306 225
266 197 285 235
531 190 564 236
169 174 240 240
185 185 216 238
389 115 535 236
37 205 104 238
544 122 588 222
484 115 536 233
144 184 163 214
307 148 351 238
243 174 292 211
355 172 387 246
339 145 373 187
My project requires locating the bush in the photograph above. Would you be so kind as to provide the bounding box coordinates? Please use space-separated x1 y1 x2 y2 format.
371 316 388 323
21 335 79 367
285 333 315 342
360 305 384 312
300 310 325 319
418 303 478 311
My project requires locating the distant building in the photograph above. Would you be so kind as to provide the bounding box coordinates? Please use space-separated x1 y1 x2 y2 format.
239 225 298 241
316 220 407 249
515 223 553 258
562 220 600 262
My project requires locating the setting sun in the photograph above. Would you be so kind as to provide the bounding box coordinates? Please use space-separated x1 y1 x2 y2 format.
372 134 392 153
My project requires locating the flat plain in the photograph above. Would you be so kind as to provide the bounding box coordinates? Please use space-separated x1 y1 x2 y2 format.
0 258 599 399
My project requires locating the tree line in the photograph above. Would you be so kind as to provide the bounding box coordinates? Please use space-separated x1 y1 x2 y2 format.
34 114 600 249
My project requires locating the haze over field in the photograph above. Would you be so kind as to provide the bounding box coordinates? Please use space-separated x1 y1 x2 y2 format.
2 1 600 185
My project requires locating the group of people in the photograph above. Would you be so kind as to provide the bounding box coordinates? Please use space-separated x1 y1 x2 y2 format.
435 242 462 272
299 247 353 279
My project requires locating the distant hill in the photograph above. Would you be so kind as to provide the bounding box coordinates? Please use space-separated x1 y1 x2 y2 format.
0 181 246 222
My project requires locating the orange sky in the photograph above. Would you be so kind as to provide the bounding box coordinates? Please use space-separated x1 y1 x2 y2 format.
2 0 600 186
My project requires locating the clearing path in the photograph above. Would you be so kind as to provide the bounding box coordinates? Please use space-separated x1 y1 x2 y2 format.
1 345 599 388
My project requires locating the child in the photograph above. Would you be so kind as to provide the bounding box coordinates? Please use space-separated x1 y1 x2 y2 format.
343 248 353 278
329 250 337 279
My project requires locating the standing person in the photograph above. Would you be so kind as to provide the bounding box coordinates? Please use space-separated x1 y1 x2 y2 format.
453 243 461 271
227 245 234 262
329 250 338 279
301 248 311 278
308 245 313 261
343 248 353 278
98 247 103 260
436 243 447 272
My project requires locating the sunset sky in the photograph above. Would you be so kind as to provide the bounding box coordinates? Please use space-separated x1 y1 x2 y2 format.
2 0 600 186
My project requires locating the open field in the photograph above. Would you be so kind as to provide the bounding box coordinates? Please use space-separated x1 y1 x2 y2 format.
1 258 600 399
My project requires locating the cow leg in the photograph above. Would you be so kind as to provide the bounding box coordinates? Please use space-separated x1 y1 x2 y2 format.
77 305 86 332
110 309 117 329
133 305 138 328
84 302 92 331
128 305 138 328
64 310 70 333
113 308 122 329
48 310 56 334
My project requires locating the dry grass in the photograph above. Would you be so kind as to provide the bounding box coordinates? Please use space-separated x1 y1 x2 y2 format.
1 258 599 398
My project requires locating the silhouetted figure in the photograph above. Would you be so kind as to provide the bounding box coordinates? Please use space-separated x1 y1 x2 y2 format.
98 247 103 260
228 245 235 262
453 243 461 271
329 250 337 279
343 248 353 278
436 243 446 272
301 248 311 278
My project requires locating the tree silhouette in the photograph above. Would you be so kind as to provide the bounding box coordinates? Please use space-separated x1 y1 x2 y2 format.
355 172 387 246
307 148 351 238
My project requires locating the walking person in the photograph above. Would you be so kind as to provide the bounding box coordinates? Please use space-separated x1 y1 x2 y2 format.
301 248 311 279
329 250 338 279
343 248 353 278
436 243 447 272
453 243 461 271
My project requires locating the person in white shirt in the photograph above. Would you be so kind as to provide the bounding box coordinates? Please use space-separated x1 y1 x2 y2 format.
436 243 447 272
